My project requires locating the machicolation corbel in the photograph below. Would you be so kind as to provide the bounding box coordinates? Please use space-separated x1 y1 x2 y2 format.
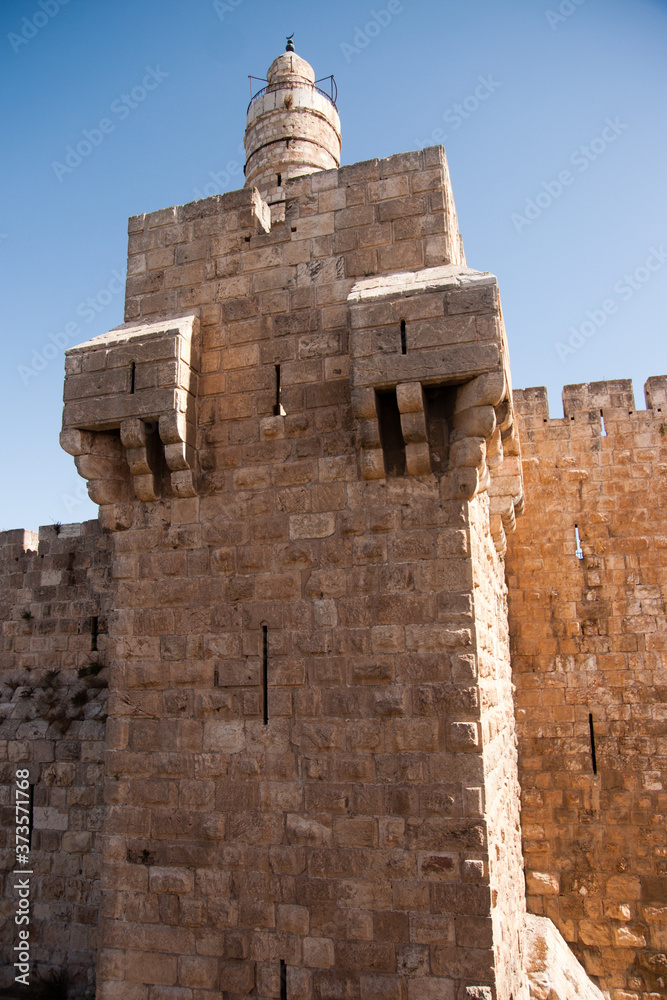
60 313 199 505
348 265 524 552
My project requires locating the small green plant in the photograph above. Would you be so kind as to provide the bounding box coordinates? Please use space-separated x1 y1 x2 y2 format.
21 609 33 620
660 423 667 436
44 669 60 686
52 522 62 536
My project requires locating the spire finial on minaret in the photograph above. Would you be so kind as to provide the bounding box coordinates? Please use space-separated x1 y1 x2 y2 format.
285 34 295 52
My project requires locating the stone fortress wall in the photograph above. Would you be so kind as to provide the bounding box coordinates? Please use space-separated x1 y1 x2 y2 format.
0 522 112 998
507 377 667 999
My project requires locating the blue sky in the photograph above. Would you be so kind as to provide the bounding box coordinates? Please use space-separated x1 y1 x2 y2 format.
1 0 666 530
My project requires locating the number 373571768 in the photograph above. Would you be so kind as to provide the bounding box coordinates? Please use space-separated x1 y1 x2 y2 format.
14 770 31 862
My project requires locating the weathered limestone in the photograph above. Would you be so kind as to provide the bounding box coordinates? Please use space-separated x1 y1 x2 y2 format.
525 915 607 1000
507 377 667 998
347 265 522 549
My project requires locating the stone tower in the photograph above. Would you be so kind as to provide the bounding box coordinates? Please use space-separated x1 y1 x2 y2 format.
53 41 530 1000
244 41 341 222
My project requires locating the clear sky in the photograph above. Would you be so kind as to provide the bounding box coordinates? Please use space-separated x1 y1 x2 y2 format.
1 0 666 530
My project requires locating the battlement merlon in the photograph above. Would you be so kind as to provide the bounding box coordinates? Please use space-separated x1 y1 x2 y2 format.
515 376 667 424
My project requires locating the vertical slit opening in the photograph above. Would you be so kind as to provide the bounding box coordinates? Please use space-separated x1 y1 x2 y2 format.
130 362 136 394
376 389 406 477
273 365 284 416
400 320 407 355
262 625 269 725
91 616 99 652
588 713 598 775
277 172 282 187
600 410 607 437
575 524 584 560
280 960 287 1000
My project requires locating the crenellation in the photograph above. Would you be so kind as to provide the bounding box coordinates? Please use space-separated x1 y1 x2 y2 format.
645 374 667 411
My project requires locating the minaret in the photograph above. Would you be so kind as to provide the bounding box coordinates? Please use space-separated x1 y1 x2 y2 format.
244 37 341 221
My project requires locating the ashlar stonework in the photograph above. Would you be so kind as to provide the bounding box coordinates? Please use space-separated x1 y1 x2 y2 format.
1 42 665 1000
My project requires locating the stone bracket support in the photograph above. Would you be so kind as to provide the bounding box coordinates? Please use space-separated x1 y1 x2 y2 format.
158 411 196 498
120 418 158 503
352 387 385 481
60 428 133 506
396 382 430 476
